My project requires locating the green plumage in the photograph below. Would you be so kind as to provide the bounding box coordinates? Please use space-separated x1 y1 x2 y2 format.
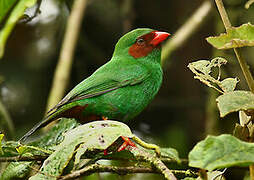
20 28 165 142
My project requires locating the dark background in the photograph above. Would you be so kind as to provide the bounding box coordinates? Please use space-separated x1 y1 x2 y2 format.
1 0 254 179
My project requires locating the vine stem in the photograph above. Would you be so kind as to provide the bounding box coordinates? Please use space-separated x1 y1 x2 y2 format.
214 0 254 93
214 0 254 179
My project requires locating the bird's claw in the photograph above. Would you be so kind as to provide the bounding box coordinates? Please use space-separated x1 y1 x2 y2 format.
117 136 136 152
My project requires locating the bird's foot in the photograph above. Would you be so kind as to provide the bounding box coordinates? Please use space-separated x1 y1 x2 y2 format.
117 136 136 152
102 116 108 120
103 136 136 155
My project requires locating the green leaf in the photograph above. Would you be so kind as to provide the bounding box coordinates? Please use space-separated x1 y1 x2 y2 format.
0 119 77 158
206 23 254 49
30 120 133 179
220 78 239 92
0 0 37 58
189 134 254 171
29 118 79 149
0 141 19 157
0 0 17 23
217 90 254 117
161 147 181 163
0 162 33 180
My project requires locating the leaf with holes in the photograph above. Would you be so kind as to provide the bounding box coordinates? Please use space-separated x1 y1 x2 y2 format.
207 23 254 49
189 134 254 171
188 57 237 93
29 120 133 179
217 90 254 117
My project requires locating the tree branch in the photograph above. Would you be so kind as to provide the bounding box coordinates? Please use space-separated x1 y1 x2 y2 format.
0 155 47 162
161 0 212 66
45 0 88 113
127 146 177 180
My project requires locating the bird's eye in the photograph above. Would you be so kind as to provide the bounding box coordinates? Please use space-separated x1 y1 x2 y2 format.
136 38 145 45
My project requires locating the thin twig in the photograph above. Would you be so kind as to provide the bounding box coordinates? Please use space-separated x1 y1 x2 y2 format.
161 0 212 66
0 153 188 164
59 164 155 180
59 164 198 180
45 0 88 112
0 155 47 162
214 0 254 92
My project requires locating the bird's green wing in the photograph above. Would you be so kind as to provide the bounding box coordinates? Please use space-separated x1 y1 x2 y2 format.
47 62 149 114
19 65 149 143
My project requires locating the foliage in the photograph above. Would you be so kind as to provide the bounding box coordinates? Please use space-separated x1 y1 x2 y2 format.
189 134 254 171
0 119 180 179
2 0 254 179
207 23 254 49
187 1 254 178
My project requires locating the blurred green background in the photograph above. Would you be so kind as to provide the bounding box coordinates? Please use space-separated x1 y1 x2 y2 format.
1 0 254 179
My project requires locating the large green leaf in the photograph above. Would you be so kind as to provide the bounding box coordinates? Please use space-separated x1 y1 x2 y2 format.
189 134 254 171
0 0 37 58
0 162 33 180
0 118 78 180
29 120 133 180
0 118 78 158
216 90 254 117
206 23 254 49
29 118 79 149
0 0 17 23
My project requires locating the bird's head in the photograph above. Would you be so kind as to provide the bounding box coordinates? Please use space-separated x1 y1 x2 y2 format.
113 28 170 63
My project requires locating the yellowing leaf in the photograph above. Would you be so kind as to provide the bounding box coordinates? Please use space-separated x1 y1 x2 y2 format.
207 23 254 49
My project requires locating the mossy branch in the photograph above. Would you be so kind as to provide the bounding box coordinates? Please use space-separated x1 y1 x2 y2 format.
0 153 194 179
59 164 197 180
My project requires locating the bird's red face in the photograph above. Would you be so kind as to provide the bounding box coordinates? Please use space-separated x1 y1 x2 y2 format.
128 31 170 59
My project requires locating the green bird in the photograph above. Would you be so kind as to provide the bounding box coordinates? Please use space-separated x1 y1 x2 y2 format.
19 28 170 142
